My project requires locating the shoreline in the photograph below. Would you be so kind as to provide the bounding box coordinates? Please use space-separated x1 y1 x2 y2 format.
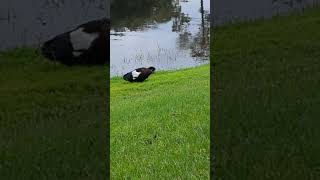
110 63 210 79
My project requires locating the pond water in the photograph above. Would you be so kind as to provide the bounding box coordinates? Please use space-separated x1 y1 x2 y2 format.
110 0 210 77
212 0 320 26
2 0 319 72
0 0 108 50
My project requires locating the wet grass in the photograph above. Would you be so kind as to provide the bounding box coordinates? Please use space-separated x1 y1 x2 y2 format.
0 48 107 179
212 8 320 179
110 65 210 178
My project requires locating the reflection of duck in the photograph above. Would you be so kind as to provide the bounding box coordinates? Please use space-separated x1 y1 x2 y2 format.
41 18 110 65
123 67 156 82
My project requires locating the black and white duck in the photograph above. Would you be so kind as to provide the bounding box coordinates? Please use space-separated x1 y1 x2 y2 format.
123 67 156 82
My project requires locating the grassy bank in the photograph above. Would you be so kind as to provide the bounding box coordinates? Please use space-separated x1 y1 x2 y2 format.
110 65 210 178
213 8 320 179
0 48 107 179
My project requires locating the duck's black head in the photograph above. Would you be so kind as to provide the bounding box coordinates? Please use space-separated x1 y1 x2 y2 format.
148 66 156 72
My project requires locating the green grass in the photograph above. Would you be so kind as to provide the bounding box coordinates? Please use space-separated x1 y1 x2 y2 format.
0 48 107 179
213 8 320 179
110 65 210 178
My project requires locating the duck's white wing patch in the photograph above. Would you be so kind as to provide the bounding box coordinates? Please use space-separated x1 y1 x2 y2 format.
70 28 98 51
132 70 141 80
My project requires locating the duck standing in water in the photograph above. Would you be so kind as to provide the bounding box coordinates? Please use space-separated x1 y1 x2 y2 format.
123 67 156 82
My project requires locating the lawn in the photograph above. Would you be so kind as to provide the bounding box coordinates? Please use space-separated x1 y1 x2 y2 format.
0 48 107 179
212 8 320 179
110 65 210 178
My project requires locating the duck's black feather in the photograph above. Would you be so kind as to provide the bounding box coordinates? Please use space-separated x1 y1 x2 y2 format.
41 18 110 65
123 67 156 82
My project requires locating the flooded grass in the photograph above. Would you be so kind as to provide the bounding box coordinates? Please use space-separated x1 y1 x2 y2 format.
110 65 210 178
212 7 320 179
0 48 107 179
111 44 206 76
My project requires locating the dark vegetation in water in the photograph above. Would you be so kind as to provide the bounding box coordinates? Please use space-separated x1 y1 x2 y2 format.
110 0 208 32
111 0 175 30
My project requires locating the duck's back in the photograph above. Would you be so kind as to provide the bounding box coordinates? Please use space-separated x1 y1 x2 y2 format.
134 68 152 82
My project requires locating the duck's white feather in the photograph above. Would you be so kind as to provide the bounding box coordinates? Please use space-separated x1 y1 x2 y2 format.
70 28 98 51
132 70 141 80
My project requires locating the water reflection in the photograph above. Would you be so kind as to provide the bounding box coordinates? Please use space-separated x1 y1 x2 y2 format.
212 0 320 26
0 0 107 50
110 0 210 77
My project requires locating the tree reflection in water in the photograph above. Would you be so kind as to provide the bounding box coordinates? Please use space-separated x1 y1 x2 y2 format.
111 0 210 62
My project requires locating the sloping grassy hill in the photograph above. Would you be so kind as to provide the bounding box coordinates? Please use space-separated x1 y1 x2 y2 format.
0 48 210 179
111 65 210 178
213 8 320 179
0 48 107 179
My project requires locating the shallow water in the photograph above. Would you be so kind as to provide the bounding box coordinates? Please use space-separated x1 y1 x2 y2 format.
0 0 107 50
212 0 320 26
110 0 210 77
